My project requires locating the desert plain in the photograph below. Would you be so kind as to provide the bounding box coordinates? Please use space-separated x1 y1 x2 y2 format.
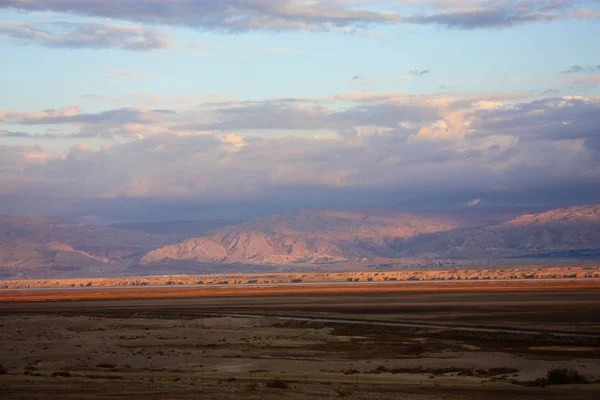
2 270 600 400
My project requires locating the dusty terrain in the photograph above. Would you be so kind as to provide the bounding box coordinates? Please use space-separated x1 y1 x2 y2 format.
1 283 600 399
2 264 599 290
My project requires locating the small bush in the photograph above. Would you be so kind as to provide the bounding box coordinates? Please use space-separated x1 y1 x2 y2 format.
96 363 116 369
245 382 258 392
547 368 588 385
335 387 354 397
0 364 8 375
51 371 72 378
265 379 288 389
529 368 588 387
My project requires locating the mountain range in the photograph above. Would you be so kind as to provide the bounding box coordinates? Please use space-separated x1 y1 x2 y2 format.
1 204 600 279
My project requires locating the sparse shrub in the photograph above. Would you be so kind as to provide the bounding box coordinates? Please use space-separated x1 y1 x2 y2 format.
0 364 8 375
343 368 359 375
85 282 93 287
290 279 302 283
245 382 258 392
265 379 288 389
334 387 353 397
528 368 588 387
51 371 72 378
96 363 116 369
547 368 588 385
373 365 388 373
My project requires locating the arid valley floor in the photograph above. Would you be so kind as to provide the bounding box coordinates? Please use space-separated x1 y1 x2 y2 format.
1 277 600 399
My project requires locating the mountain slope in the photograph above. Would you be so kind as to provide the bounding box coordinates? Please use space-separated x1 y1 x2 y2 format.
400 204 600 258
141 205 600 265
140 209 506 265
0 215 180 278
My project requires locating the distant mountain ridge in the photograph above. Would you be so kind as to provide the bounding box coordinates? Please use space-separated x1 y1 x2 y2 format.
142 204 600 265
0 215 179 279
2 204 600 279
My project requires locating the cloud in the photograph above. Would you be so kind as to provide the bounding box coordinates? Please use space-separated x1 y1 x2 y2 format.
410 69 431 77
0 0 404 33
1 0 597 33
562 65 600 74
0 22 175 51
1 93 600 217
542 88 560 95
466 198 481 207
405 1 600 29
562 65 586 74
0 91 543 141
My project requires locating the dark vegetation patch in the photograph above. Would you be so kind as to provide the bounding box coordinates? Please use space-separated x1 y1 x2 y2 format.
265 379 289 389
527 368 589 387
51 371 72 378
96 363 117 369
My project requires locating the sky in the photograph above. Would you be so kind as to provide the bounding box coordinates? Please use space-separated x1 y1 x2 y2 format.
1 0 600 222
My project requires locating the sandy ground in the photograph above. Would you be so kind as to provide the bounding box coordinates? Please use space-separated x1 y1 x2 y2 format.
2 285 600 399
3 265 599 289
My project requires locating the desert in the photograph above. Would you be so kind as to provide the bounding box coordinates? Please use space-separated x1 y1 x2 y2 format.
2 278 600 399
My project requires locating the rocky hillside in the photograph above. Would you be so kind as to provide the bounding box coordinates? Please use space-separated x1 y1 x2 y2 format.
142 205 600 265
140 209 511 265
0 215 180 278
3 204 600 279
401 204 600 258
